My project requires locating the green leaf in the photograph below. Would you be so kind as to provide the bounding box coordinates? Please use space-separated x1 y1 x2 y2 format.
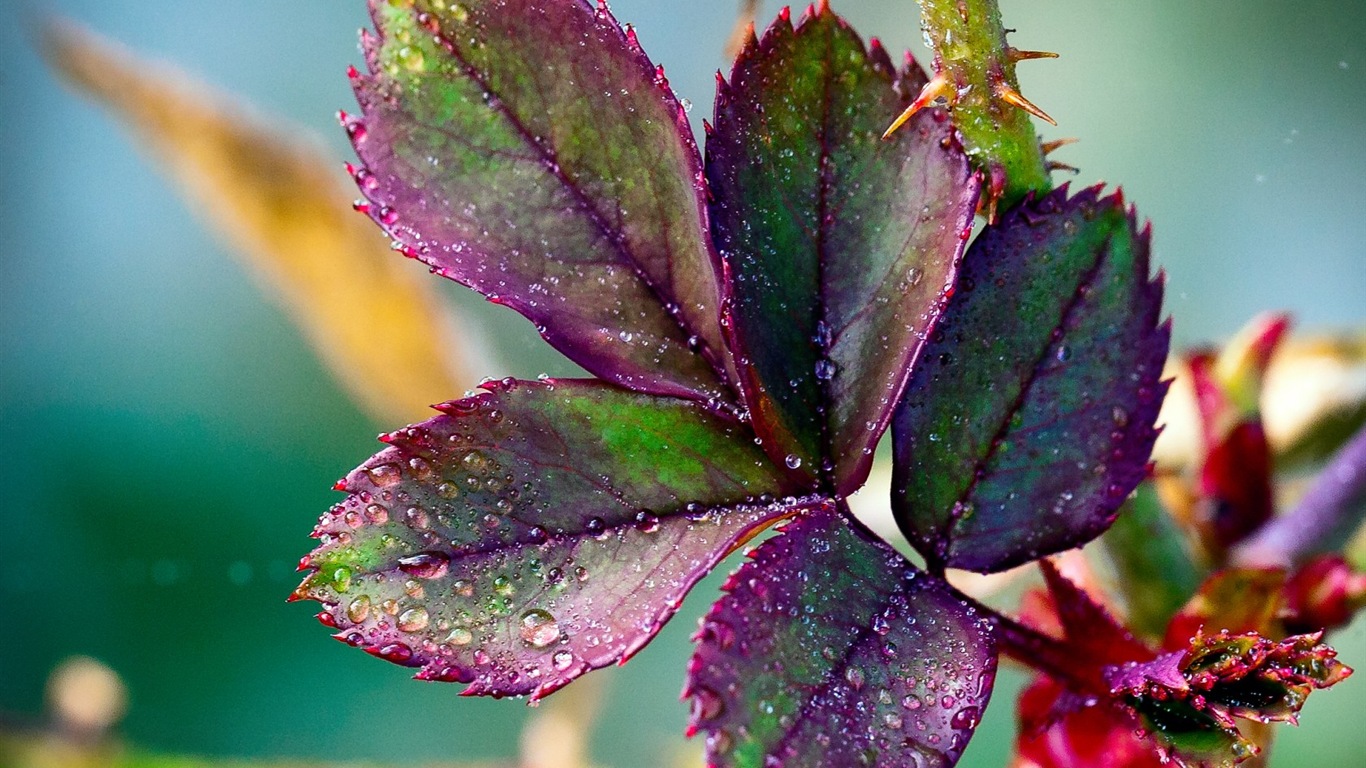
296 379 805 699
1102 482 1203 640
708 4 979 492
892 185 1170 573
350 0 735 404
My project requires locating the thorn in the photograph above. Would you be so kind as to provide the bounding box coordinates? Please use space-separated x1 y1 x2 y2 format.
1008 47 1060 62
779 6 791 23
1041 137 1078 155
817 0 831 13
994 82 1056 125
882 72 953 140
1048 161 1080 174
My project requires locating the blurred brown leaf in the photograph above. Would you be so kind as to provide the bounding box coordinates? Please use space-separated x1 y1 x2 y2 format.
42 19 480 425
724 0 761 60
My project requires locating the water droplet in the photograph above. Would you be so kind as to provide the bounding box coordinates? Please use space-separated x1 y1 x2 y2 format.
366 463 403 487
446 627 474 646
872 613 891 635
364 503 389 523
950 706 980 730
346 596 371 623
493 575 515 596
633 510 660 533
680 97 693 113
552 650 575 670
519 609 560 649
331 566 353 593
1055 345 1072 362
814 359 837 380
784 454 803 470
397 552 450 579
845 667 865 690
813 320 833 348
397 607 430 633
396 44 425 72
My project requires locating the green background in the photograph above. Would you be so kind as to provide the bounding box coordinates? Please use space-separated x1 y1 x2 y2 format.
1 0 1362 765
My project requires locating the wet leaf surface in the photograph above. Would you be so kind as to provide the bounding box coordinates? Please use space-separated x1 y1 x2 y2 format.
350 0 734 404
709 5 978 491
297 380 810 699
892 185 1170 572
686 505 996 767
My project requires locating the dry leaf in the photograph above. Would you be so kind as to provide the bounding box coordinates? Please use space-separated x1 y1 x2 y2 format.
43 19 480 425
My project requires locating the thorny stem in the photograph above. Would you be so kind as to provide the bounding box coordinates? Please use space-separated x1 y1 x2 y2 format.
891 0 1056 210
1233 424 1366 568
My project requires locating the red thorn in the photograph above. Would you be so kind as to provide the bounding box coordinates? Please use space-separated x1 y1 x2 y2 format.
333 478 349 492
883 73 952 140
994 81 1056 125
1041 137 1079 155
1008 47 1060 63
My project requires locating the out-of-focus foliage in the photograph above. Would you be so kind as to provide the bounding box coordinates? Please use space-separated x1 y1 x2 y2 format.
44 20 478 425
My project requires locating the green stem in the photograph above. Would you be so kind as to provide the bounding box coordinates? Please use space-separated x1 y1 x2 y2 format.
914 0 1053 208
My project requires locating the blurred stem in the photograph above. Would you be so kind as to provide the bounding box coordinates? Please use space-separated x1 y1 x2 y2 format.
910 0 1053 208
1233 425 1366 567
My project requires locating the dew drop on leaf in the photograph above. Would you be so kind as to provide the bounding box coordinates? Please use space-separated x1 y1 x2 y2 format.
397 607 430 633
519 609 560 649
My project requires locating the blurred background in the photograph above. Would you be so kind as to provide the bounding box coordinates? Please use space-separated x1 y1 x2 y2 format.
1 0 1363 766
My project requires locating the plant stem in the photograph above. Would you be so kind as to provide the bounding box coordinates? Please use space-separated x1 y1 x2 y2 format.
909 0 1054 208
1233 424 1366 568
957 589 1105 694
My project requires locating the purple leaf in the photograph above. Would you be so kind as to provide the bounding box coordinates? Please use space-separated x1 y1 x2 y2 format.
892 185 1170 573
295 379 811 699
707 5 979 491
686 505 997 767
348 0 735 405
